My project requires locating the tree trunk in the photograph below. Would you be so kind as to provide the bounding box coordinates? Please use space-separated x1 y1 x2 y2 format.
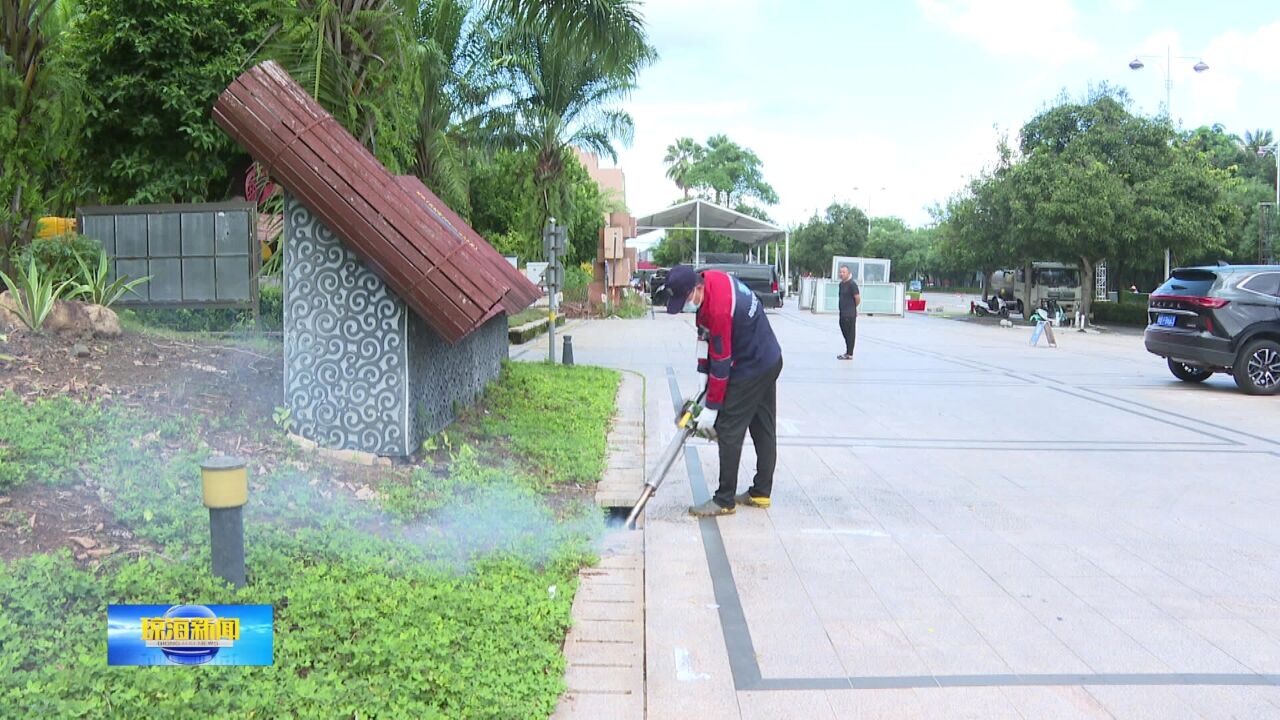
1079 256 1093 327
1023 259 1033 318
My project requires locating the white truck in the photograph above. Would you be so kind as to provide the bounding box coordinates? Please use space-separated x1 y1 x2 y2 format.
987 262 1083 317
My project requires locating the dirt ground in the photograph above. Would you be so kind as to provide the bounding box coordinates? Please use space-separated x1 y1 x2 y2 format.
0 329 289 567
0 327 595 569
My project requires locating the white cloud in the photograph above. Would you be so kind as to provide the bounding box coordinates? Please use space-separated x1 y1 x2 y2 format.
1125 24 1280 128
1196 21 1280 114
917 0 1097 64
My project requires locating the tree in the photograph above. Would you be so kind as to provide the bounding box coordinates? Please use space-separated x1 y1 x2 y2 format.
684 134 778 208
864 217 939 281
66 0 274 204
490 1 652 257
486 0 654 71
1009 90 1228 320
935 140 1022 298
1 0 81 258
1241 128 1277 196
468 148 605 264
788 202 868 276
1243 129 1274 156
663 137 702 200
405 0 500 215
257 0 420 174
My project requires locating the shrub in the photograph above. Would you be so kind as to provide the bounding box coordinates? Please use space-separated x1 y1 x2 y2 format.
14 234 103 285
72 252 151 307
1090 301 1149 327
122 286 283 333
565 264 591 290
610 290 649 319
0 257 82 331
259 284 283 330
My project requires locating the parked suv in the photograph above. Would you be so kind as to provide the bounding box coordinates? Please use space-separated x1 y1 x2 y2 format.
695 263 784 309
650 264 784 309
1144 265 1280 395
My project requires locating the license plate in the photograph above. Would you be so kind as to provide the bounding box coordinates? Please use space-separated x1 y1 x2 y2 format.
1157 314 1177 327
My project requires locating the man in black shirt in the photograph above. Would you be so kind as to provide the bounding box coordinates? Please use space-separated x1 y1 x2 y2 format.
837 265 860 360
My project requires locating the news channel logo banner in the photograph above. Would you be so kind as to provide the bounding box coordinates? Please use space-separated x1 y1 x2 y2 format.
107 604 273 666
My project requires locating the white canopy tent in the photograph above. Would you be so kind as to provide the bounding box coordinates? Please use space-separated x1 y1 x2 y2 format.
634 199 789 289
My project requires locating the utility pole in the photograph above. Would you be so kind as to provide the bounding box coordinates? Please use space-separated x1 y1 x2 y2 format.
1129 47 1209 280
543 219 566 363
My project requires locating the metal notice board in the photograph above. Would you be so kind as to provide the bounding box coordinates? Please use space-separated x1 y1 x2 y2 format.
77 202 260 319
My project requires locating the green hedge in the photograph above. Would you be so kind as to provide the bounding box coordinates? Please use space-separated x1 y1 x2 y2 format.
1091 301 1150 327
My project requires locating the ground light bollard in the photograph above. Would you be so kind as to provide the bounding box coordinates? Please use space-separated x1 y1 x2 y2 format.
200 456 248 588
562 335 574 365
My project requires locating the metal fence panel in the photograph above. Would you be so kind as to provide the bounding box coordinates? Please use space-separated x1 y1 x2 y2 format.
181 213 215 255
78 202 259 314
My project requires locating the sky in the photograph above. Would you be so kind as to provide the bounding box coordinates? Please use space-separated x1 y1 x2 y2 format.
609 0 1280 248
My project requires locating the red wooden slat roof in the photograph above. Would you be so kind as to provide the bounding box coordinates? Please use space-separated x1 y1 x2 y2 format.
213 61 528 344
395 176 541 316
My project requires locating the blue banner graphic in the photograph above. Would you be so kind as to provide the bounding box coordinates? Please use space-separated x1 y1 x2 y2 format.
107 604 273 666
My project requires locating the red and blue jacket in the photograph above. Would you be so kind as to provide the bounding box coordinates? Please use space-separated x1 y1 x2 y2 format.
695 270 782 410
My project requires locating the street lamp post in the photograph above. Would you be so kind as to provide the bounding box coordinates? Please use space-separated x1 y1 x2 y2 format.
852 186 886 238
1260 144 1279 207
1129 46 1209 279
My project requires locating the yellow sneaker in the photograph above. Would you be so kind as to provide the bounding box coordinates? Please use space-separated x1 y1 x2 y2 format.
734 493 771 509
689 499 735 517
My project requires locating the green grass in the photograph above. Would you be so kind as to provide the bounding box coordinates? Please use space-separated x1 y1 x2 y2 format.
508 307 549 327
0 543 584 718
0 358 617 717
477 361 620 486
0 394 103 490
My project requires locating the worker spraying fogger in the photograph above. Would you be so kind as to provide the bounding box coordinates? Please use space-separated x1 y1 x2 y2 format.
625 265 784 526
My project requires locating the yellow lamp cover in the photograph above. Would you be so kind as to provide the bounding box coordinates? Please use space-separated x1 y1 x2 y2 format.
201 456 249 509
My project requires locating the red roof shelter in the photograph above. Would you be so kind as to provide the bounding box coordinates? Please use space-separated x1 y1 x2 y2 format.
214 61 537 344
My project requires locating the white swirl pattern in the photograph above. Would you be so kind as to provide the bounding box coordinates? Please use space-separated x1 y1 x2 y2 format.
284 195 408 455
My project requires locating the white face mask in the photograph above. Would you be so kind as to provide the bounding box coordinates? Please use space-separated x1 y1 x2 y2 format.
683 301 700 313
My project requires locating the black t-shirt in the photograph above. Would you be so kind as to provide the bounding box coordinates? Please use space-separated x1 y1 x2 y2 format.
838 279 860 317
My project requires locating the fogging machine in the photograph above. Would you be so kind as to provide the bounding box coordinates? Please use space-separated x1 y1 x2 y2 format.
623 388 707 529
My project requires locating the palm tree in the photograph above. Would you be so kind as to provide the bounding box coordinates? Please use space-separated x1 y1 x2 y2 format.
663 137 702 199
491 3 653 250
256 0 419 172
403 0 502 215
487 0 655 71
1243 129 1275 155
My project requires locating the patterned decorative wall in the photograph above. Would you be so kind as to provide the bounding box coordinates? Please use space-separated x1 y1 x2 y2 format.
283 194 507 456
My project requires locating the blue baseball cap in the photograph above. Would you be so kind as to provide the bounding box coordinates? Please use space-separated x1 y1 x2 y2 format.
661 265 699 314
